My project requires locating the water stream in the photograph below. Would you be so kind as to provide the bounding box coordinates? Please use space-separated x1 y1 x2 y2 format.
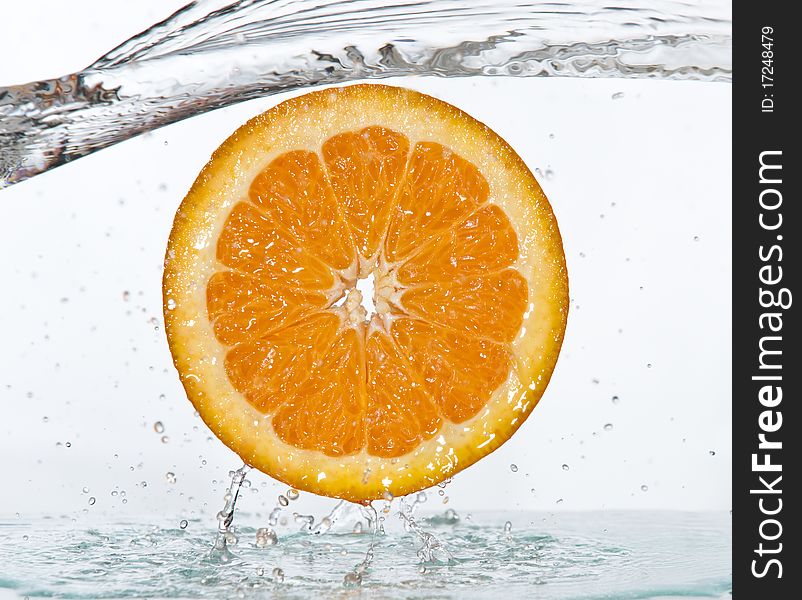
0 0 730 188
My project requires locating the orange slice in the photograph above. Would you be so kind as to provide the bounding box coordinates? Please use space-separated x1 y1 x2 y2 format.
163 84 568 502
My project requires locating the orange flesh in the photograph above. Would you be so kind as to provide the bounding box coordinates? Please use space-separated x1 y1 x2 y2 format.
210 127 528 458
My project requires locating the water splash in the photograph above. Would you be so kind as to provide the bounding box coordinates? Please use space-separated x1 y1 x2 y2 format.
210 464 251 562
310 499 351 534
399 497 455 565
1 509 731 597
343 503 380 586
0 0 730 188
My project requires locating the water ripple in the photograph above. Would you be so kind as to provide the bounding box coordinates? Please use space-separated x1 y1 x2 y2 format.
1 511 731 599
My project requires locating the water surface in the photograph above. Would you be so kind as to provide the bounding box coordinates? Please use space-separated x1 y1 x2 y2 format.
1 510 731 599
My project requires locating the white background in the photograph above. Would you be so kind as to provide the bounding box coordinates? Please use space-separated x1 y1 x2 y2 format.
0 1 731 519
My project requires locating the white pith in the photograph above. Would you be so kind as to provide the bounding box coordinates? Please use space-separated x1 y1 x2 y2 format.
325 251 407 335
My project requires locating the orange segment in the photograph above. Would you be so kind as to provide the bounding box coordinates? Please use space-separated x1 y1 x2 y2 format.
216 202 335 289
207 271 327 345
396 204 520 285
390 318 511 423
322 126 410 260
401 270 529 343
163 84 569 502
384 142 489 263
224 312 340 413
249 150 355 271
273 327 366 456
366 332 441 458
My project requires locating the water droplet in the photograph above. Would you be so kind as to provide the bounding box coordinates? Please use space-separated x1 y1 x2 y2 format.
503 521 512 534
418 565 427 574
153 421 164 433
161 435 170 444
65 442 71 448
294 513 315 530
166 298 177 310
343 571 362 587
548 133 555 139
286 489 299 501
278 494 289 507
544 169 554 180
444 509 460 524
223 531 238 546
122 290 131 301
693 235 700 242
82 487 89 494
709 450 716 456
562 464 570 471
383 490 394 501
612 395 620 404
165 472 177 484
179 519 188 529
22 534 29 541
416 492 427 504
256 527 278 547
256 567 264 577
603 423 614 431
272 567 284 583
556 498 564 504
509 464 518 472
641 484 649 492
88 497 96 506
352 521 364 534
42 416 48 423
647 363 653 369
612 91 625 100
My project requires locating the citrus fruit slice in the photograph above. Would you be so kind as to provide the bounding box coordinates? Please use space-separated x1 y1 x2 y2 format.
163 84 568 502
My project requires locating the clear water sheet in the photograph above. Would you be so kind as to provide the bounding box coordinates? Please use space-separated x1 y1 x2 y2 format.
1 0 730 187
